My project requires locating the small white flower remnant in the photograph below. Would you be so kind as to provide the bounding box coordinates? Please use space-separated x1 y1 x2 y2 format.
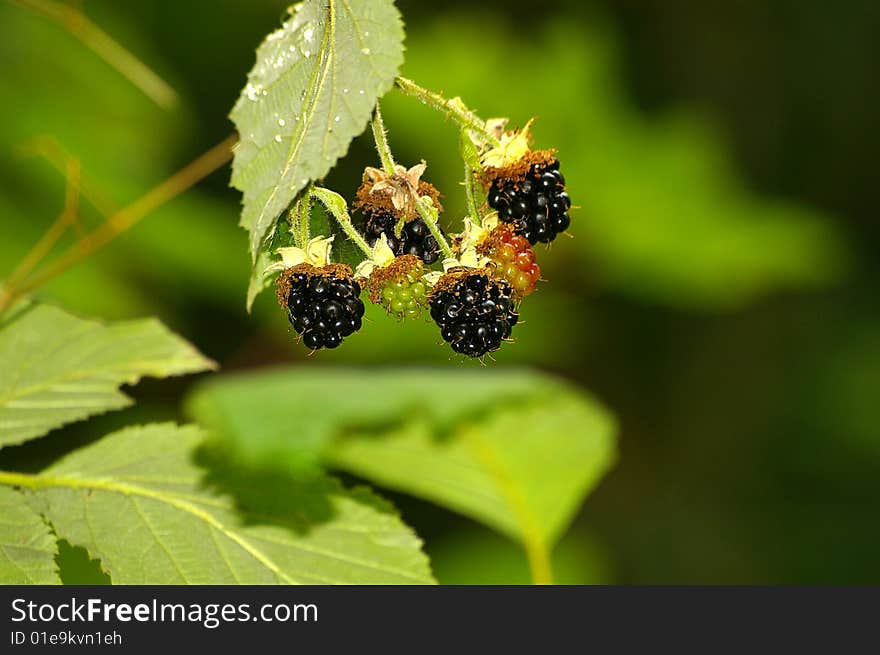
263 236 335 276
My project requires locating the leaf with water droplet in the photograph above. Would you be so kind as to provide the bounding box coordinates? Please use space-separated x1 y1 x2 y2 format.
229 0 405 299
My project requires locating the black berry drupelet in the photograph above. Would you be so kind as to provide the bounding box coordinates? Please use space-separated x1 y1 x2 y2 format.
362 212 442 265
429 273 519 358
487 159 570 244
285 269 365 350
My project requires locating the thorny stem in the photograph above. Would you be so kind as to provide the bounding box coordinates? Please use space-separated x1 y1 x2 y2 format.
6 0 179 110
395 76 501 149
0 135 236 314
4 158 81 291
309 187 372 257
414 196 455 260
463 159 482 227
370 99 455 258
370 104 396 176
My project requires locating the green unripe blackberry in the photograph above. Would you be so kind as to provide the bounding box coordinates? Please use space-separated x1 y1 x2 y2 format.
367 254 427 319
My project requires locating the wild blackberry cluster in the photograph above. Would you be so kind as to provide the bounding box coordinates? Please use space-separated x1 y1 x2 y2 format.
487 159 570 244
429 273 518 358
363 213 442 265
285 269 365 350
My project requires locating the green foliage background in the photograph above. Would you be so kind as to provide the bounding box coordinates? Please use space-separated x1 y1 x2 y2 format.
0 0 878 583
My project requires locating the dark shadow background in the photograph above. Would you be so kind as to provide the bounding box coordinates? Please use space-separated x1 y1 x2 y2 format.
0 0 877 583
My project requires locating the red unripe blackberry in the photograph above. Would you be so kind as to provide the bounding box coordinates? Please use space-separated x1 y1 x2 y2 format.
362 212 443 265
429 271 519 358
487 158 570 244
278 264 364 350
479 225 541 296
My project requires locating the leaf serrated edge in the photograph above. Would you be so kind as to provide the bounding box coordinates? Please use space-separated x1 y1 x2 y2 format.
0 423 435 584
0 486 62 584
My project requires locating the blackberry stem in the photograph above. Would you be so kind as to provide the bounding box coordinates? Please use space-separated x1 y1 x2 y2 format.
370 97 454 257
395 76 501 149
463 159 482 227
309 187 372 256
413 195 454 260
370 104 396 176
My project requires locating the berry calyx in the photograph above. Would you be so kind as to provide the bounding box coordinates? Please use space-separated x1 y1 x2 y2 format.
276 263 365 350
478 224 541 297
354 164 445 265
366 254 428 319
486 155 570 244
429 269 519 358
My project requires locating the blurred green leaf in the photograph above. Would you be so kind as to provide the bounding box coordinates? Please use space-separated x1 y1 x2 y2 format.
230 0 405 263
0 486 59 584
0 303 215 448
187 367 617 549
188 367 550 472
11 423 434 584
326 386 615 549
382 16 848 309
429 527 611 585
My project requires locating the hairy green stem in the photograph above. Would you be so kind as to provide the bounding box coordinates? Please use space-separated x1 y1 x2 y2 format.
414 197 454 260
395 77 500 149
371 104 396 176
463 160 482 227
310 187 372 257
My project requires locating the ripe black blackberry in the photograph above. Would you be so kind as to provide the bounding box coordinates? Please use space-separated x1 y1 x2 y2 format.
487 158 570 244
280 265 365 350
362 212 442 265
429 272 519 358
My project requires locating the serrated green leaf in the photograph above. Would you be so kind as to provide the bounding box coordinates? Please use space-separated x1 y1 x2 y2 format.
230 0 405 263
0 486 60 584
9 423 433 584
0 304 215 449
246 247 278 312
186 368 617 548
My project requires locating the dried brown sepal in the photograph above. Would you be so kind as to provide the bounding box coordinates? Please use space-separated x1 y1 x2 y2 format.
478 149 557 190
365 254 423 304
354 175 443 221
275 262 356 309
475 223 514 258
427 266 494 300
